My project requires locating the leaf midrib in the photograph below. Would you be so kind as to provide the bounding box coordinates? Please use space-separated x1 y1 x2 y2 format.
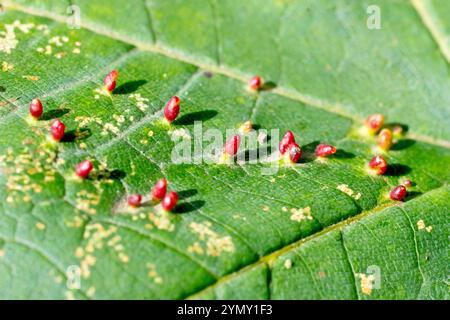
4 1 450 149
186 185 447 299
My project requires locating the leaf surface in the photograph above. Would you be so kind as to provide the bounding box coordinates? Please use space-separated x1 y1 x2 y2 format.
0 0 449 299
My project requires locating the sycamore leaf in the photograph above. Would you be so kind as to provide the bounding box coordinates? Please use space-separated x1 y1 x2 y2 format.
0 0 448 299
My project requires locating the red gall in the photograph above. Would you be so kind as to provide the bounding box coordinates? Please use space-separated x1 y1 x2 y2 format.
128 194 142 207
315 144 337 157
162 191 178 212
29 98 43 119
377 128 393 150
287 143 302 163
369 155 388 175
403 179 412 187
365 114 384 134
224 135 241 157
279 130 295 155
104 70 118 93
390 185 407 201
50 119 65 142
249 75 262 91
75 160 93 179
164 96 180 123
152 178 167 201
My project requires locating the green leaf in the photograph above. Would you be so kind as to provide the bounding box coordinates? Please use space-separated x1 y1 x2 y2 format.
0 0 449 299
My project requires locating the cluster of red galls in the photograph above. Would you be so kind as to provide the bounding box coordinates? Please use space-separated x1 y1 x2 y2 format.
29 71 408 206
365 114 409 201
127 178 179 212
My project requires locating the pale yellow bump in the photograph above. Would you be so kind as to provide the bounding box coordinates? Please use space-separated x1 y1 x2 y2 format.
35 222 46 230
337 184 353 196
356 273 375 295
417 219 433 233
169 128 191 140
147 130 154 137
290 206 313 222
66 215 84 228
417 219 425 230
0 249 5 258
2 61 13 72
79 142 87 150
22 75 40 81
74 247 84 258
86 287 96 298
239 121 252 134
129 93 149 112
65 290 75 300
54 275 63 284
189 222 235 256
140 139 148 145
187 241 204 255
262 205 270 212
284 259 292 269
281 206 288 212
147 211 175 232
118 252 129 263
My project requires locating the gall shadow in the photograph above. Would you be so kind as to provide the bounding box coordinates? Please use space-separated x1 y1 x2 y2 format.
172 188 204 214
391 139 416 151
333 149 355 159
0 86 6 93
260 81 277 91
173 110 218 125
92 169 126 181
41 108 71 121
385 164 411 177
173 200 205 214
177 189 198 200
240 145 274 162
114 80 147 95
405 191 422 201
61 128 91 142
299 141 319 163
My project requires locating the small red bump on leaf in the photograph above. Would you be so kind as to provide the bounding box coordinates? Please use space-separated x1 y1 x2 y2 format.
164 96 180 123
390 185 407 201
224 135 241 156
162 191 178 212
287 142 302 163
403 179 412 187
76 160 93 179
315 144 337 157
128 194 142 207
50 119 65 142
104 70 118 92
377 128 393 150
365 114 384 134
249 75 262 91
279 130 295 154
29 98 43 119
152 178 167 201
369 155 388 175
